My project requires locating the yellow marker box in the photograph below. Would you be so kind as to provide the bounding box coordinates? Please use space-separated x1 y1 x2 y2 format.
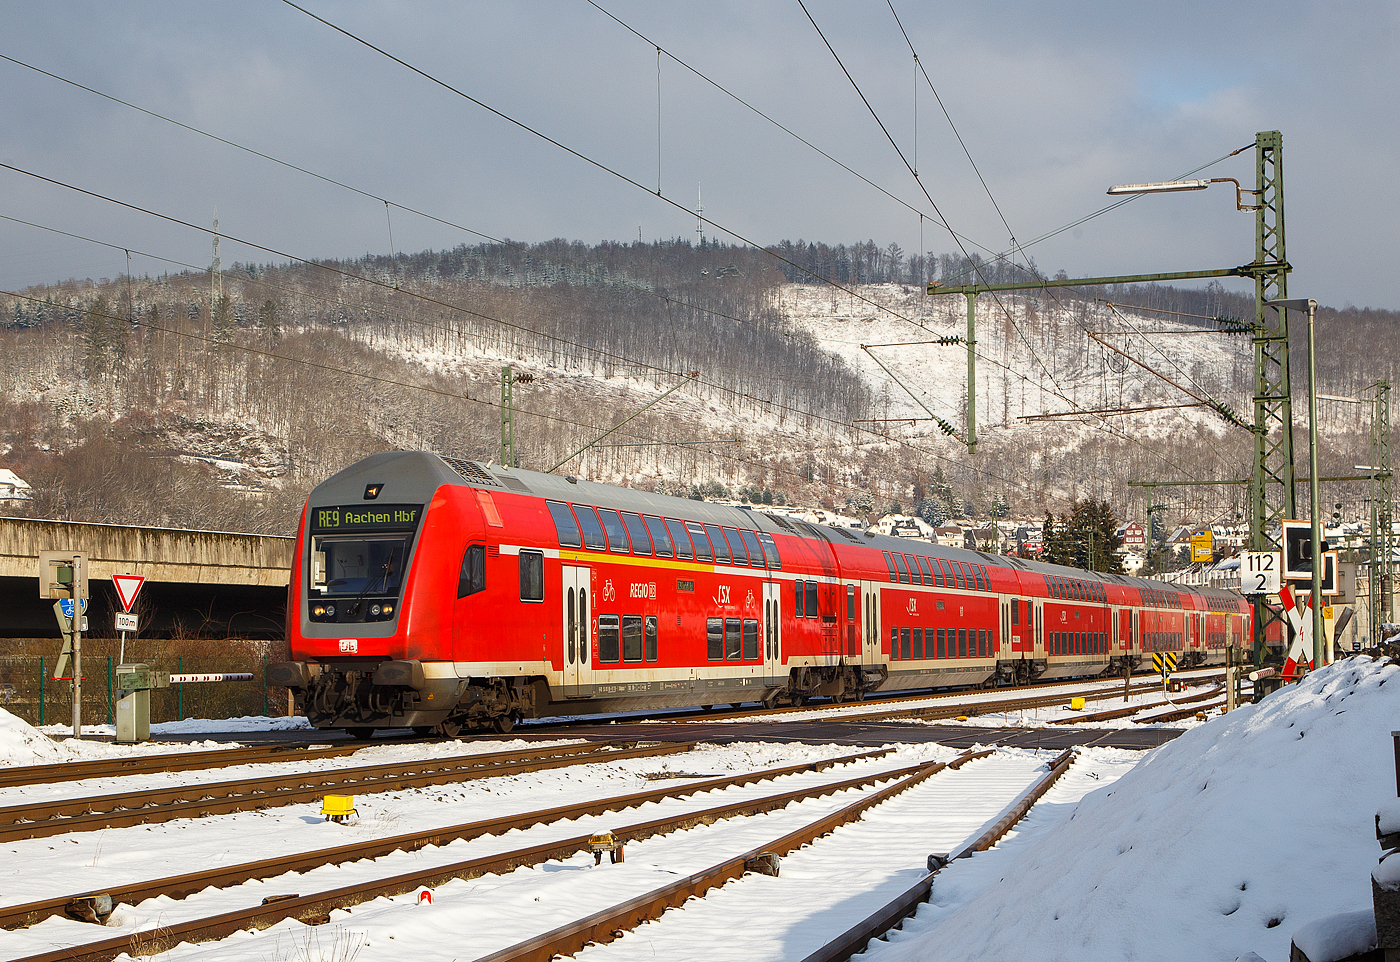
321 794 357 823
1070 697 1086 711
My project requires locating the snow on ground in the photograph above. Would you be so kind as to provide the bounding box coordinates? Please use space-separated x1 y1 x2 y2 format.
865 655 1400 962
0 739 949 960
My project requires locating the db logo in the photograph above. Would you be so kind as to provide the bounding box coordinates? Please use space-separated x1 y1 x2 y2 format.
338 639 358 654
906 598 918 615
714 585 732 606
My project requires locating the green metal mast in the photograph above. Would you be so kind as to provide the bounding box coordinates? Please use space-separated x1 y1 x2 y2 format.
1371 380 1393 632
1245 130 1294 665
500 364 515 467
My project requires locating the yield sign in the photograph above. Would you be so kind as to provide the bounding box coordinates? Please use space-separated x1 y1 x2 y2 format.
112 573 146 612
1278 583 1313 680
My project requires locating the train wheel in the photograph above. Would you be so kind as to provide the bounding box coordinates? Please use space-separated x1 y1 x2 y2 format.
493 714 516 734
347 727 374 741
437 720 462 738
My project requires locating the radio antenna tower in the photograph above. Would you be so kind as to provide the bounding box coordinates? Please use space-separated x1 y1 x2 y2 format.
695 185 703 245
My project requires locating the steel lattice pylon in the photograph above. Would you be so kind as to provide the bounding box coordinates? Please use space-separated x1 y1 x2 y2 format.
1246 130 1296 664
1372 380 1393 629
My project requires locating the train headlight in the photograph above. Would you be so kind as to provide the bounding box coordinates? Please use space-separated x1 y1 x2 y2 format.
312 605 327 618
324 603 336 618
382 604 394 616
370 604 382 617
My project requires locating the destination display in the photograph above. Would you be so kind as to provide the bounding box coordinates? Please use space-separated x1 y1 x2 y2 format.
310 503 423 533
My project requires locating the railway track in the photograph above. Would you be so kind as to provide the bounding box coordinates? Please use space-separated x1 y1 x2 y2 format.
0 740 690 844
0 747 894 932
1046 682 1230 725
476 748 1073 962
0 739 419 790
4 749 975 962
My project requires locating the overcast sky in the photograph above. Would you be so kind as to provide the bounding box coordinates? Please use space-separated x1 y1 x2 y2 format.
1 1 1396 310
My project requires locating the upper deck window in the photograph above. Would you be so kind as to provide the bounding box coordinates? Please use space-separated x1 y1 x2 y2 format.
666 519 694 559
882 551 898 583
915 555 933 586
546 501 582 548
892 553 911 584
704 523 731 564
596 509 630 553
686 522 713 561
621 512 653 556
724 527 749 565
574 505 608 551
739 530 766 568
643 516 673 558
756 531 782 569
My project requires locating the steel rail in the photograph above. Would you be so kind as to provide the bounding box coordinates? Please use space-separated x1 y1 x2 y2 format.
797 748 1077 962
0 741 691 843
870 680 1171 722
1133 697 1228 724
669 668 1226 723
0 740 414 789
0 747 893 931
4 751 970 962
1047 682 1227 724
473 749 996 962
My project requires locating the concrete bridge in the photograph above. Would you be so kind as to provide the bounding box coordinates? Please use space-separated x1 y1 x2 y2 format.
1 518 293 639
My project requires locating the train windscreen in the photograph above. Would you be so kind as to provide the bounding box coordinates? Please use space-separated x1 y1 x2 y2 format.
308 503 422 598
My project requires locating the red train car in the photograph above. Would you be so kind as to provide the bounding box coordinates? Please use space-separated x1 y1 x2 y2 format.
267 452 1252 736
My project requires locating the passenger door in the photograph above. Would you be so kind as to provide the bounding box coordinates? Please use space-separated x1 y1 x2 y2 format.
561 565 591 698
763 581 783 685
862 581 881 664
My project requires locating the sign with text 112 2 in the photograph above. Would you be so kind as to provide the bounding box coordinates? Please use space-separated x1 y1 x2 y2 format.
1243 551 1281 595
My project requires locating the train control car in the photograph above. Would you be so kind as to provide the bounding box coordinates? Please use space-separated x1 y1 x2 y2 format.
267 451 1252 736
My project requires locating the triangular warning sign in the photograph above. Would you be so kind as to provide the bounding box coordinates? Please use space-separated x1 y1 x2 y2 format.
112 573 146 612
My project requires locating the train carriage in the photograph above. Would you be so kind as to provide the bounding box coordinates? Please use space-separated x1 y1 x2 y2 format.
268 451 1253 736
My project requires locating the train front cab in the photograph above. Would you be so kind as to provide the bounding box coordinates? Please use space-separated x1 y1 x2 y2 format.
270 453 486 735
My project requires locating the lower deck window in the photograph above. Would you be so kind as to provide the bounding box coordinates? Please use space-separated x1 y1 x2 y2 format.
958 628 968 658
742 619 759 660
598 614 620 663
519 550 544 601
645 616 658 662
726 619 742 660
912 627 924 660
707 617 723 661
623 614 644 662
937 627 947 658
900 627 911 660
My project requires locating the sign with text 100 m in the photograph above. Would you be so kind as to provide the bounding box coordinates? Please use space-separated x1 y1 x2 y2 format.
311 504 422 533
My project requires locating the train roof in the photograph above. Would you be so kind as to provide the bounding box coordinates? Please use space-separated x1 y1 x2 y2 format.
311 451 1245 608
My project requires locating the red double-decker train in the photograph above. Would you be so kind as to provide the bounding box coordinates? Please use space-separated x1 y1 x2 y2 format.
268 451 1251 736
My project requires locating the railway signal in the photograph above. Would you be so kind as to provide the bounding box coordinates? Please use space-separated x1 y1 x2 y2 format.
38 551 88 739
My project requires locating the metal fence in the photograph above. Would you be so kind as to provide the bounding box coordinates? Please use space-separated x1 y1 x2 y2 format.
0 654 289 727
